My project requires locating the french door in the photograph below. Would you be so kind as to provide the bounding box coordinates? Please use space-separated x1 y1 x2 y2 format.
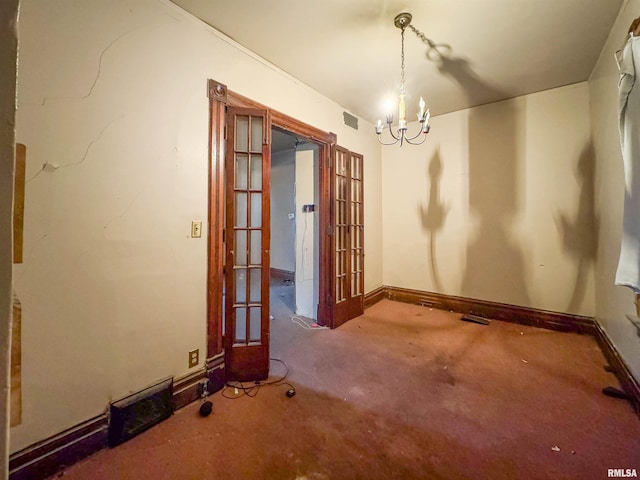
224 107 271 381
332 146 364 327
207 79 367 383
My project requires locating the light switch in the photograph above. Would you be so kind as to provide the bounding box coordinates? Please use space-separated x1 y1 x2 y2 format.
191 221 202 238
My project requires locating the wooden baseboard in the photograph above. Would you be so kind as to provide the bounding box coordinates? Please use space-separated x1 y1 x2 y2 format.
9 414 108 480
369 285 639 416
383 286 596 334
173 355 225 410
270 268 294 281
364 286 385 309
593 322 640 415
10 359 225 479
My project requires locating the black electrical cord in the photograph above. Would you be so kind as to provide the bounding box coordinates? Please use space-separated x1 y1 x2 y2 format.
221 358 296 399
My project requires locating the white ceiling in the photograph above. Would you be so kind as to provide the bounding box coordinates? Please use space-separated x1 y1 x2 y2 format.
171 0 623 123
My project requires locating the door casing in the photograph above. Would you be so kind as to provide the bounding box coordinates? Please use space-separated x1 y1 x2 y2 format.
206 80 338 372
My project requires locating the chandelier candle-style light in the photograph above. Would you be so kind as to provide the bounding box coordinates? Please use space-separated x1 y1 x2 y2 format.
376 12 430 146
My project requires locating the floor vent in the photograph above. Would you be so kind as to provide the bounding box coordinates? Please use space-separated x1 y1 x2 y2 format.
108 377 173 447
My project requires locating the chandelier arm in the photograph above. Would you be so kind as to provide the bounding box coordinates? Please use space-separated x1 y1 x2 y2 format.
405 126 428 142
405 132 429 146
377 135 401 146
386 124 401 141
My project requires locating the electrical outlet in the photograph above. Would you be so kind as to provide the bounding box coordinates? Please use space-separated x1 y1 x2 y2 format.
188 348 199 368
191 221 202 238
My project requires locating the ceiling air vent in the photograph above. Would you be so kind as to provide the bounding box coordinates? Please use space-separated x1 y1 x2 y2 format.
343 112 358 130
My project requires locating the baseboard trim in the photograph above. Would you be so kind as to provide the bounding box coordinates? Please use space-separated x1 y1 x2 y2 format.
173 368 208 411
369 285 639 416
364 286 386 309
383 286 596 334
270 268 294 281
173 356 225 410
10 360 226 480
9 414 108 480
593 322 640 415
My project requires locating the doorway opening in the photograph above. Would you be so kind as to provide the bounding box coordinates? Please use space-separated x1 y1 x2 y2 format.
207 79 364 383
269 127 321 358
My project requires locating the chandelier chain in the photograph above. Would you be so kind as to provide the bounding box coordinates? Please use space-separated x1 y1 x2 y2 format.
400 27 406 93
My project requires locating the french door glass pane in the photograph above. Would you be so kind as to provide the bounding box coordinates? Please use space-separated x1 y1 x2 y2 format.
236 193 247 228
236 116 249 151
249 307 261 342
250 230 262 265
236 230 247 266
236 154 248 189
250 118 263 152
235 269 247 303
235 307 247 342
250 268 261 303
250 193 262 228
250 154 262 189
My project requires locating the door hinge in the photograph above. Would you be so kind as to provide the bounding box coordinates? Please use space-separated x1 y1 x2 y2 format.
327 155 332 169
326 225 333 236
327 294 333 305
222 228 226 243
224 125 227 140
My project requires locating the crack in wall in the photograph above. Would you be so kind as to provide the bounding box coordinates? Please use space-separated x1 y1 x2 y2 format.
39 29 134 106
26 115 124 184
25 164 45 184
59 115 125 170
103 192 142 231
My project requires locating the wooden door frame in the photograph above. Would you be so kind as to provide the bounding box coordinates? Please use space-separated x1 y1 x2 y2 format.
206 79 337 365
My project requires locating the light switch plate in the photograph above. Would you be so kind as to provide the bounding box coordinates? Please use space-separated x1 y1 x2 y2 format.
191 221 202 238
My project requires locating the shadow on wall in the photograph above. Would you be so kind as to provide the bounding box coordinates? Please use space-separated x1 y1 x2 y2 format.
555 141 599 313
417 148 449 292
428 46 530 306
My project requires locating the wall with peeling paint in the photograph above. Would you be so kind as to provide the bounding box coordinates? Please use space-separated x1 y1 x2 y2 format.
382 83 595 317
11 0 383 452
589 0 640 385
1 0 19 473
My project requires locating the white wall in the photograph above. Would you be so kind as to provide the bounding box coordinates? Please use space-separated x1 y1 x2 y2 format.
13 0 383 452
589 0 640 381
270 150 295 272
294 147 318 319
382 83 595 316
1 1 19 475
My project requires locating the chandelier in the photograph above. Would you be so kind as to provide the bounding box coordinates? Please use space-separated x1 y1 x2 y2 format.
376 13 431 146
